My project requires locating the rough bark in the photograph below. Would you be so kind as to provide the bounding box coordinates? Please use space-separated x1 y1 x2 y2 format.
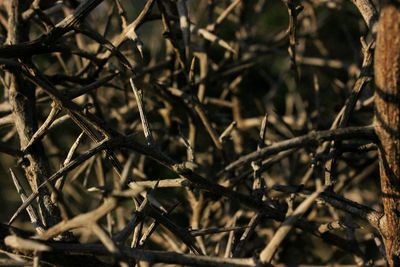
374 3 400 266
6 0 62 229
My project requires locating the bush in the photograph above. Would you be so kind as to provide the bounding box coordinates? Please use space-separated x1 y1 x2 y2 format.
0 0 398 266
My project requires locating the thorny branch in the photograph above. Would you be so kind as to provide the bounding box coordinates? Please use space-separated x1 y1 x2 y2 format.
0 0 392 266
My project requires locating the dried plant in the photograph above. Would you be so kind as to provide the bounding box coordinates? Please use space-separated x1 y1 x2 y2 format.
0 0 398 266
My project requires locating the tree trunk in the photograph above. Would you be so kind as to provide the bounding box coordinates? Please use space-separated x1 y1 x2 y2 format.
6 0 62 230
374 3 400 266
